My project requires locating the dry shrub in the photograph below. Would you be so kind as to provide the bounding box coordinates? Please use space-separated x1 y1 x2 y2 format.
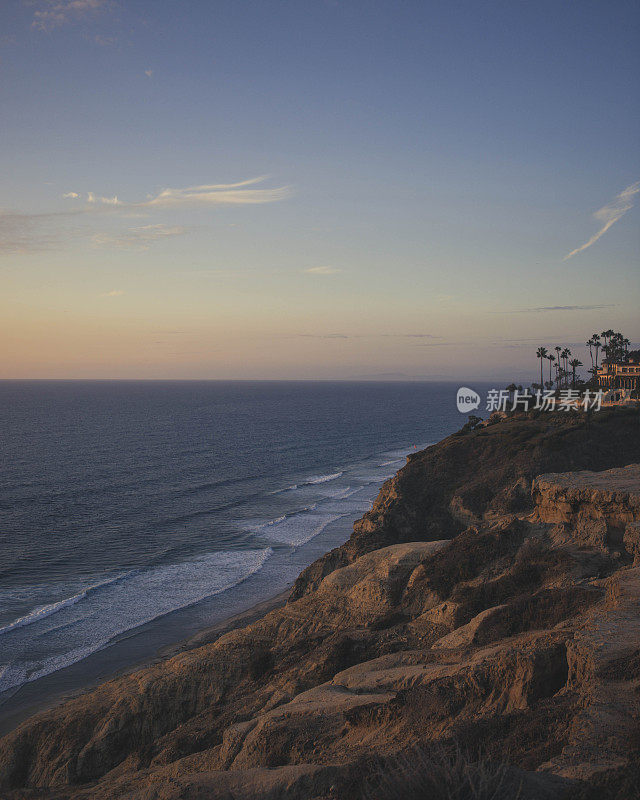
363 743 522 800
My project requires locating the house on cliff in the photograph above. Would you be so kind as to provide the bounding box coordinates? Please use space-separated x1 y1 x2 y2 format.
597 351 640 401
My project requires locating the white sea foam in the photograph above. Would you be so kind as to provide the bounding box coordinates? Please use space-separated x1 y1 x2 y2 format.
318 486 359 501
246 484 375 546
0 573 133 638
303 472 343 485
244 450 417 547
0 592 89 638
269 472 344 494
0 548 273 695
254 511 344 546
268 484 299 494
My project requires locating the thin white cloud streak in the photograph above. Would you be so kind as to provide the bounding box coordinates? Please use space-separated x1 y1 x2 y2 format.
62 191 80 199
564 181 640 260
413 342 459 347
391 333 443 339
498 304 616 314
61 176 291 210
295 332 442 340
303 266 342 275
103 289 125 296
30 0 109 32
140 177 291 208
92 224 187 250
297 333 350 339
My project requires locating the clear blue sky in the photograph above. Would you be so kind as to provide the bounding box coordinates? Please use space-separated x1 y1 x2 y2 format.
1 0 638 380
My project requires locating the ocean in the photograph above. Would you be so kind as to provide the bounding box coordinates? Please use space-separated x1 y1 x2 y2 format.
0 380 477 724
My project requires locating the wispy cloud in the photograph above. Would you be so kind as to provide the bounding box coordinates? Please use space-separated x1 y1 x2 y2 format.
564 181 640 260
298 333 350 339
294 332 442 340
413 342 459 347
303 266 342 275
0 209 81 253
94 33 116 46
383 333 443 339
144 69 153 78
509 304 616 313
61 176 291 209
0 211 47 253
92 224 187 250
103 289 124 297
3 176 289 255
140 177 291 208
493 337 606 347
30 0 110 32
87 191 121 206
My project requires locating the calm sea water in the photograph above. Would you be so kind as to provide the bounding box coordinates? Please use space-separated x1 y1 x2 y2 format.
0 380 475 715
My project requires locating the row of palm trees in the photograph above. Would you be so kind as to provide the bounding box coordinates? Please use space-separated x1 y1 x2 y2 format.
535 345 583 391
586 330 631 375
535 330 631 392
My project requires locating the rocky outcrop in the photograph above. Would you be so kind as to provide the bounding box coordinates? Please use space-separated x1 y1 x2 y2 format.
1 408 640 800
542 566 640 782
533 464 640 550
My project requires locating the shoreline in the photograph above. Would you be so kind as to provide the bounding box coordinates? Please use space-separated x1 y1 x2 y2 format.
0 586 291 737
0 450 414 737
159 586 291 658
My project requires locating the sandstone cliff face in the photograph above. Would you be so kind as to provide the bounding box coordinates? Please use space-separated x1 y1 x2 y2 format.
1 409 639 800
291 406 640 598
533 465 640 551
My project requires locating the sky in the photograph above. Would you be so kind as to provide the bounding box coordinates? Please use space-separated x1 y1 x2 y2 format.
1 0 639 381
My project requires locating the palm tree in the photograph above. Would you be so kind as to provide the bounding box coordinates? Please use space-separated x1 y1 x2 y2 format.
586 336 597 370
558 368 566 389
601 329 615 361
611 332 625 363
561 348 571 387
569 358 582 388
593 334 601 369
536 347 548 388
547 354 555 386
